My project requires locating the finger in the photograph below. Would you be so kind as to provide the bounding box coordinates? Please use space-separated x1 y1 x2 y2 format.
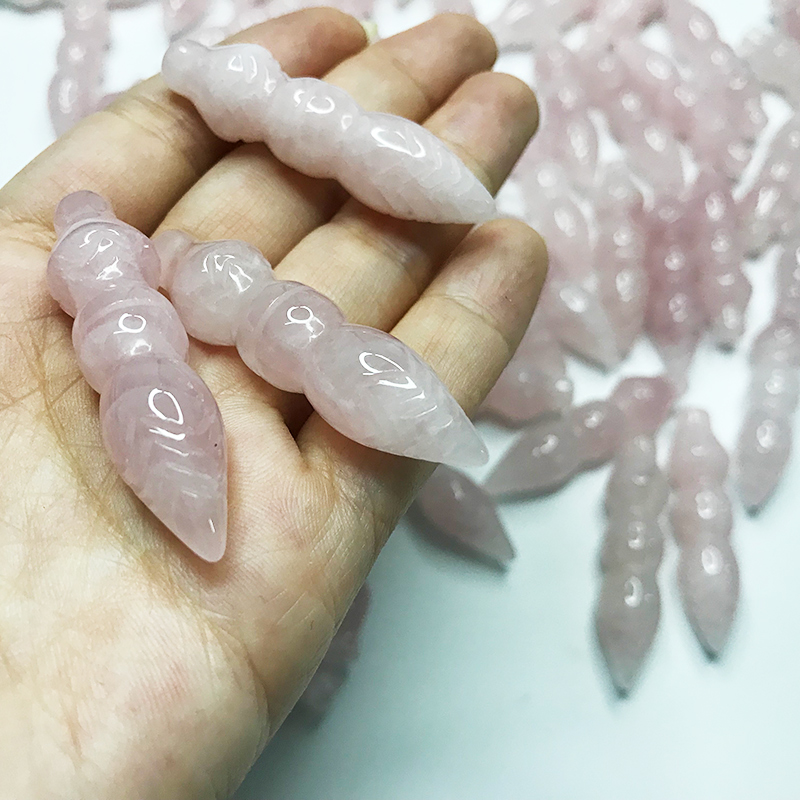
155 13 498 260
275 71 540 330
0 8 367 245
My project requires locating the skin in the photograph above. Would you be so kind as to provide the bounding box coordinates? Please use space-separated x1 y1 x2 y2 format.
0 9 546 799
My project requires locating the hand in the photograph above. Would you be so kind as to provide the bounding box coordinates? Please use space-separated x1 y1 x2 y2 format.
0 9 545 798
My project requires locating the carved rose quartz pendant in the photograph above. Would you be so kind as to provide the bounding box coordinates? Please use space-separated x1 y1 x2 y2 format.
156 231 488 468
47 192 228 562
160 40 495 225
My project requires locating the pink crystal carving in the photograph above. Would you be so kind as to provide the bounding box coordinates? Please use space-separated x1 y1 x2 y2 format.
297 584 371 718
596 434 666 694
670 409 739 656
162 0 210 39
594 164 648 357
609 374 675 439
161 41 495 224
689 169 751 347
414 466 515 568
480 321 573 427
737 114 800 257
49 0 110 135
157 233 487 467
644 193 704 388
483 401 623 497
736 313 800 512
488 0 595 52
773 0 800 41
47 192 228 562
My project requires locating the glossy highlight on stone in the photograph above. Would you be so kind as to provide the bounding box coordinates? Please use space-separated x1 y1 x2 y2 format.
159 234 487 468
670 409 739 656
48 192 228 562
161 40 495 224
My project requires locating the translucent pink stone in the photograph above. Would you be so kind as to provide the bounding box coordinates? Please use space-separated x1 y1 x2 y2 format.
599 512 664 572
480 323 573 427
237 282 346 394
689 170 751 347
72 284 190 393
594 204 647 357
157 231 274 346
304 325 487 467
414 466 515 568
776 238 800 318
483 401 622 497
520 163 592 280
297 584 371 718
48 196 161 318
162 236 487 468
774 0 800 41
488 0 593 51
603 86 685 193
669 409 738 656
742 28 800 108
100 357 227 562
737 115 800 256
162 0 210 39
48 192 228 562
540 266 620 370
644 194 703 388
604 436 669 518
49 0 109 135
596 431 667 692
669 409 729 489
161 41 494 225
736 317 800 512
595 566 661 694
609 375 675 439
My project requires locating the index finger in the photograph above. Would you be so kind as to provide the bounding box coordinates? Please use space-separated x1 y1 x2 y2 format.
0 8 368 244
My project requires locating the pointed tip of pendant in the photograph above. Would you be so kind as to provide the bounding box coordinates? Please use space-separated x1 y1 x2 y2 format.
149 489 228 563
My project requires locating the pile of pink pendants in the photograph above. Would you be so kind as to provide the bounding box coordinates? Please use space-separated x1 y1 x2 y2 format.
11 0 800 701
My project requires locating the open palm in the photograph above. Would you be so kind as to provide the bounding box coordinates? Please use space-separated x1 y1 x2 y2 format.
0 9 545 798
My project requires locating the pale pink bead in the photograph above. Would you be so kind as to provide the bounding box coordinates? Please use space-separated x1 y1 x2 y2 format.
159 234 274 346
572 401 624 468
737 114 800 256
605 436 669 518
677 536 739 657
615 38 696 140
298 584 370 717
736 409 793 512
266 78 361 180
670 485 732 544
541 273 620 370
610 375 675 439
594 161 645 222
100 356 227 562
304 325 488 468
53 189 114 234
483 415 580 498
774 0 800 41
750 317 800 368
775 239 800 317
595 566 660 694
600 511 664 572
48 210 161 318
236 282 345 394
594 208 647 356
72 284 189 393
480 325 573 426
162 0 210 39
488 0 592 51
669 409 729 489
415 467 515 569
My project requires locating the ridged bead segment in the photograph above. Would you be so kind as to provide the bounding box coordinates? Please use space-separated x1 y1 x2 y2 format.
47 192 228 562
670 409 739 657
161 41 495 224
158 233 488 468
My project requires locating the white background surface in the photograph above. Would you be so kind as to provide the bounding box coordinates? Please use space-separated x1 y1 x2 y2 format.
2 1 799 798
